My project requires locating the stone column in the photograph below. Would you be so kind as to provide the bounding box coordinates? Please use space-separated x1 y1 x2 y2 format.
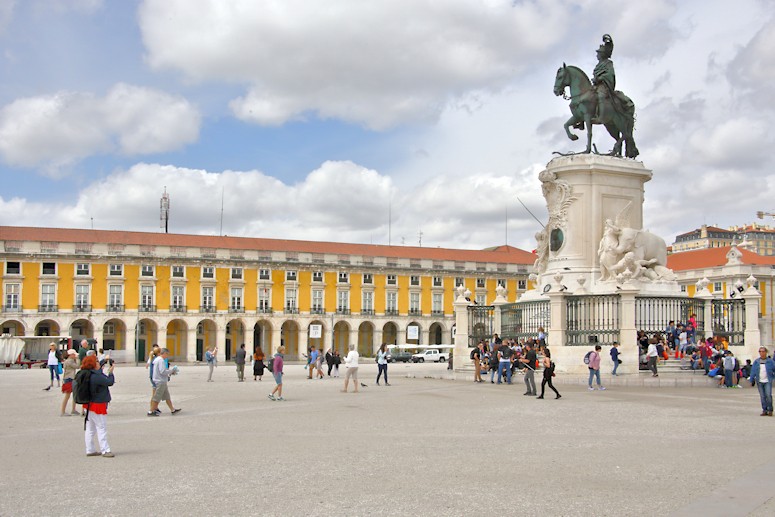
216 326 227 363
420 328 430 347
492 284 507 335
350 328 359 355
742 275 762 359
93 326 104 351
126 324 138 365
452 286 471 371
271 327 282 356
694 279 714 343
617 284 639 375
186 326 197 363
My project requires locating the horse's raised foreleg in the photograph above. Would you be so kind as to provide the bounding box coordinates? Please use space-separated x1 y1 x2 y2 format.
564 116 579 141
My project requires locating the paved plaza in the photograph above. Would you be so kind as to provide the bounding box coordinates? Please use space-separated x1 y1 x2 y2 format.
2 362 775 516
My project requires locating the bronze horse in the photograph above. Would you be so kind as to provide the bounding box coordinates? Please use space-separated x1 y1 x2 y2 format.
553 64 638 158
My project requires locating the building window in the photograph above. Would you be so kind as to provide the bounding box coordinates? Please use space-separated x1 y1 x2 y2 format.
337 290 349 312
433 276 442 287
75 284 89 308
362 291 373 313
202 286 214 309
497 279 506 288
455 277 464 287
476 294 486 305
410 292 420 314
230 287 243 310
518 279 526 290
259 269 271 280
5 262 20 275
231 267 243 280
172 266 184 278
141 265 154 277
338 272 349 283
141 285 154 308
312 271 323 282
108 285 123 307
363 273 373 284
713 282 722 293
286 270 297 282
258 287 271 312
387 275 397 286
76 263 90 276
410 275 420 286
4 283 20 309
312 289 324 312
41 284 56 308
109 264 123 276
285 288 297 310
171 285 185 309
42 262 56 275
202 266 214 279
476 278 485 288
680 285 687 293
104 323 115 336
386 291 397 312
432 293 443 314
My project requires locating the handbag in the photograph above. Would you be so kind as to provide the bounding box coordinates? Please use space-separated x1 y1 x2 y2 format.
57 363 63 375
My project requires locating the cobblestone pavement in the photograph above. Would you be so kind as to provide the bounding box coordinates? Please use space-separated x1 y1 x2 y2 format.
1 362 773 516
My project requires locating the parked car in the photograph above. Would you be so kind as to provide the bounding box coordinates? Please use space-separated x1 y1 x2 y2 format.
411 349 448 363
387 350 413 363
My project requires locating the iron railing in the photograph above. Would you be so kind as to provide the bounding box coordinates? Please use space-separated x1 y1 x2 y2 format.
711 299 745 346
634 296 706 340
566 295 620 346
468 305 494 347
500 300 550 341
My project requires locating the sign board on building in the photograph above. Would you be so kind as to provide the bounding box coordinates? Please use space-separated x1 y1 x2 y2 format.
407 325 419 340
310 324 322 339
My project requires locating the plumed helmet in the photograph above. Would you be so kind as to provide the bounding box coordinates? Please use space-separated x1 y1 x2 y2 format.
597 34 614 58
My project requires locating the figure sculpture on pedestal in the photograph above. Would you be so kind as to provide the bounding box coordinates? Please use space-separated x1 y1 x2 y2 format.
553 34 639 158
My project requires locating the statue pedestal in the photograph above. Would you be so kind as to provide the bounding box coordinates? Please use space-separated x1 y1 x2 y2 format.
535 154 677 295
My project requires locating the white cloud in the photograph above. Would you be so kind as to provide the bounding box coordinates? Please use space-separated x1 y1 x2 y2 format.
0 83 200 173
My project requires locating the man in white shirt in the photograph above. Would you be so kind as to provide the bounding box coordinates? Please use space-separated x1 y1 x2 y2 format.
148 348 181 416
342 344 360 393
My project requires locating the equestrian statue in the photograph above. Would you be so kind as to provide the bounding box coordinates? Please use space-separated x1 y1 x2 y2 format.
553 34 639 159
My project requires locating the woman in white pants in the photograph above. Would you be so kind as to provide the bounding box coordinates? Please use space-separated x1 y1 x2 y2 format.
79 354 115 458
342 344 360 393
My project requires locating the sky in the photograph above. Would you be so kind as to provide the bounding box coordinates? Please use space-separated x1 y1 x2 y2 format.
0 0 773 252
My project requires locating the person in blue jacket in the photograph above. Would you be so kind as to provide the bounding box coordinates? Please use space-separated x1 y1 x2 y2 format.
749 346 775 416
610 341 620 376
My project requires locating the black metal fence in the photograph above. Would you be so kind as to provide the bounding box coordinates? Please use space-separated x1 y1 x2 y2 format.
467 305 494 347
635 297 706 340
566 295 620 346
711 299 745 346
500 300 550 341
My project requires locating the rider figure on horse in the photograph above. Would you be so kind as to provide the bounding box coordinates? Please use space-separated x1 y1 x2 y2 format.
592 34 615 122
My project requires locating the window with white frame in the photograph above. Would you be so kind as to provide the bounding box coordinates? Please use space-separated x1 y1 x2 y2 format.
41 283 56 307
362 291 373 312
680 285 687 292
312 289 323 311
713 282 722 293
75 284 89 308
141 285 154 307
432 293 443 313
103 323 115 336
285 288 297 310
171 285 185 308
410 292 420 313
476 278 485 288
387 274 397 285
433 276 442 287
231 267 243 280
337 290 349 311
455 277 464 287
286 270 297 282
230 287 243 309
141 265 154 277
108 285 122 307
202 286 214 308
338 272 349 284
476 293 486 305
76 263 90 276
363 273 373 284
4 283 19 309
42 262 56 275
497 279 506 288
202 266 214 279
258 287 271 311
386 291 397 312
5 261 20 275
109 264 123 276
259 269 271 280
312 271 323 282
171 266 184 278
410 275 420 286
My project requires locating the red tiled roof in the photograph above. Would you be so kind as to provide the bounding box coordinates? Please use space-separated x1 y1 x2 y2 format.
667 246 775 271
0 226 536 265
674 225 731 238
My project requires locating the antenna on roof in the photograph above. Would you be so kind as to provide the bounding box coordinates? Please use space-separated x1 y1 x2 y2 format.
160 186 170 234
418 230 423 247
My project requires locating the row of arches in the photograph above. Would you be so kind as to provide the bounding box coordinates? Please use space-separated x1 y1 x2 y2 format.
0 317 452 362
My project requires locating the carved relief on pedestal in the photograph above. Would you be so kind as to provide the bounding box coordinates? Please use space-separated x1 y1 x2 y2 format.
534 169 577 274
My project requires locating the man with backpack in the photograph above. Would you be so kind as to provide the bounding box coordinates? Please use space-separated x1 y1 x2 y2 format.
586 345 605 391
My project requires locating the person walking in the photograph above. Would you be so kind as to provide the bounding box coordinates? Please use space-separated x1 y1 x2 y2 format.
60 349 80 416
315 348 324 379
520 342 537 396
308 346 319 379
537 348 561 399
497 341 513 385
646 338 659 377
325 349 334 376
587 345 605 391
472 341 484 383
44 342 62 391
235 344 247 382
268 345 285 401
342 344 360 393
610 341 620 376
332 350 341 378
376 343 390 386
148 348 181 416
146 344 160 413
750 346 775 416
205 345 217 382
79 354 115 457
253 345 265 381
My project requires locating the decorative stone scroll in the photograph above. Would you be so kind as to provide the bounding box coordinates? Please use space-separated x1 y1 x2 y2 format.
534 169 577 274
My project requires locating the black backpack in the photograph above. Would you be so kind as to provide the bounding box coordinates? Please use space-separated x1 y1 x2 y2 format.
73 369 93 405
470 348 477 360
266 356 274 373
